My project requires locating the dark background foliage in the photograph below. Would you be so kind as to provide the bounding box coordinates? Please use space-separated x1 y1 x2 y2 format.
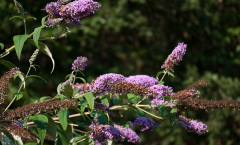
1 0 240 144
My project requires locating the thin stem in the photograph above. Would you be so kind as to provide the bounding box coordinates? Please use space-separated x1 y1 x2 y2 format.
135 106 163 120
136 96 147 105
23 19 27 34
4 66 32 112
76 138 86 144
0 32 34 58
74 129 87 134
160 71 167 82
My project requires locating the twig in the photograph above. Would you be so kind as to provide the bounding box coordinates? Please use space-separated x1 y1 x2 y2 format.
135 106 163 120
160 70 167 82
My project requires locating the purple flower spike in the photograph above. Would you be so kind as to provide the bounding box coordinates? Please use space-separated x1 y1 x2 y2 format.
114 125 141 144
178 115 208 134
46 2 60 18
89 124 123 144
72 83 92 94
72 56 88 71
93 73 125 95
59 0 101 23
150 84 173 99
125 75 158 87
131 117 159 132
45 18 63 27
161 42 187 72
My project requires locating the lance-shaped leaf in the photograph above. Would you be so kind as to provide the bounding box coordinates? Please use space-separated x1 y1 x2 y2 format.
58 109 69 131
38 42 55 73
13 34 28 60
33 26 43 48
84 92 95 110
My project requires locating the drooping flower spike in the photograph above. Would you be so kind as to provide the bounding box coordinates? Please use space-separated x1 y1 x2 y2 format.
161 42 187 72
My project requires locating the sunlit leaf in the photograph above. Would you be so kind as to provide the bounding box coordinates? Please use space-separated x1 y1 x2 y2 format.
84 92 95 110
15 92 23 101
33 26 43 48
13 34 28 60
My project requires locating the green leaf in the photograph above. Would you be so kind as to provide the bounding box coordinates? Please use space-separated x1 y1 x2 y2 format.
26 16 37 20
167 71 175 78
41 16 47 27
29 114 48 145
127 93 138 104
158 81 164 85
28 75 47 83
13 34 28 60
157 105 166 117
9 15 23 21
56 125 72 145
0 60 16 69
62 84 73 98
79 97 88 113
101 96 109 106
39 96 51 102
156 71 164 79
38 42 55 73
170 108 177 114
84 92 95 110
16 92 23 101
58 109 69 131
33 26 43 48
0 43 4 50
46 116 57 141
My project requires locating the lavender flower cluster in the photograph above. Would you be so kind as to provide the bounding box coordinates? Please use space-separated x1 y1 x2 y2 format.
45 0 101 27
178 115 208 134
89 121 141 144
161 42 187 72
131 117 159 131
125 75 158 87
72 56 88 71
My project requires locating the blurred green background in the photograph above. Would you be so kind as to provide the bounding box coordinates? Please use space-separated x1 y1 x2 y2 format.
1 0 240 144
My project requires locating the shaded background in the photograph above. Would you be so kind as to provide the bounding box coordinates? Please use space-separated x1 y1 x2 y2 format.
1 0 240 144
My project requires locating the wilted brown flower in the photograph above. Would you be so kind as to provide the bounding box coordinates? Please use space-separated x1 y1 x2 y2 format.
4 100 78 121
0 67 19 105
177 98 240 112
171 89 200 100
111 82 155 97
186 80 207 90
4 123 36 142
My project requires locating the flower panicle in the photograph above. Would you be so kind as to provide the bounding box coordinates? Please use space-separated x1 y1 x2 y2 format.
161 42 187 72
186 80 207 90
131 117 159 132
176 98 240 112
0 67 19 105
170 89 200 100
4 100 78 121
4 123 36 142
72 56 88 72
73 83 93 94
178 115 208 134
110 82 155 97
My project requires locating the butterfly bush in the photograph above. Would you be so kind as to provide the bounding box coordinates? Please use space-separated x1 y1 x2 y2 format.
45 0 101 27
1 0 240 144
